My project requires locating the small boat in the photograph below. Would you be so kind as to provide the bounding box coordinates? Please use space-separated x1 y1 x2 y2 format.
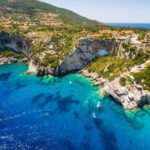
96 101 101 108
69 81 72 85
92 112 96 118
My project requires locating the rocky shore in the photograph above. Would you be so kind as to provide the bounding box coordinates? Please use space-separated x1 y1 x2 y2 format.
0 33 149 111
25 37 150 110
81 62 150 110
102 79 150 110
81 70 108 86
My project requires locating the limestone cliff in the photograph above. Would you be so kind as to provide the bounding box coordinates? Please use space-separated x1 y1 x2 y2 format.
53 38 119 76
0 31 30 56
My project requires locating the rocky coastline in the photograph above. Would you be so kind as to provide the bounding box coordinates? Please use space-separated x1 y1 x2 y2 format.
0 56 150 111
0 33 149 111
52 37 150 110
25 58 150 111
81 63 150 110
0 57 149 111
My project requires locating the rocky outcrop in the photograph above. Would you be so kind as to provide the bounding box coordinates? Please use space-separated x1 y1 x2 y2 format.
0 31 30 56
26 60 38 74
53 38 119 76
81 60 150 110
26 60 53 76
101 61 150 110
37 68 53 76
102 79 150 110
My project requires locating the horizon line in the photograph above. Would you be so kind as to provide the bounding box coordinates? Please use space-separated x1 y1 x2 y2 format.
105 22 150 24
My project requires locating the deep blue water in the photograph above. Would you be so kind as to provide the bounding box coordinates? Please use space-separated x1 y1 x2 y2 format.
107 23 150 29
0 64 150 150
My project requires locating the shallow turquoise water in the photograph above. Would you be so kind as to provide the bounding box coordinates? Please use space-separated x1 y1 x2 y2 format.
0 64 150 150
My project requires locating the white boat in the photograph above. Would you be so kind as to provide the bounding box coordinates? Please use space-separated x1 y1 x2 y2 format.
92 112 96 118
96 101 101 108
69 81 72 85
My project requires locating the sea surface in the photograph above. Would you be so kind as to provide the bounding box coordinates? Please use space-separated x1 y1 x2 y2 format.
107 23 150 29
0 64 150 150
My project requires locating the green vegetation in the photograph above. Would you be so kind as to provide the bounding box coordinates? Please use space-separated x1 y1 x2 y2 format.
99 32 113 40
87 56 135 81
119 76 134 86
87 50 149 82
28 24 101 67
122 42 131 50
0 0 101 26
122 42 138 54
133 51 149 64
132 64 150 91
0 49 25 59
119 77 127 86
39 53 59 68
138 32 146 40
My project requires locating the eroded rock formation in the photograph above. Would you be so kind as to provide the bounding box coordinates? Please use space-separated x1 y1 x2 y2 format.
53 38 119 76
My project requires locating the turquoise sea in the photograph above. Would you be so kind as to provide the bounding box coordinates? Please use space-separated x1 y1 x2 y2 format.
107 23 150 29
0 64 150 150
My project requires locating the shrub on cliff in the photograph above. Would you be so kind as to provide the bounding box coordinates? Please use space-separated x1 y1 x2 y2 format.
119 77 126 86
0 49 25 59
87 56 134 81
138 32 146 41
134 51 149 64
132 64 150 91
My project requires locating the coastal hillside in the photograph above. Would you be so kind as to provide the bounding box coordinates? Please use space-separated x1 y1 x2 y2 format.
0 0 103 68
0 0 100 26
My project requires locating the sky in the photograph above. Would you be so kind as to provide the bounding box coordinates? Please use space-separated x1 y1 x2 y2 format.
39 0 150 23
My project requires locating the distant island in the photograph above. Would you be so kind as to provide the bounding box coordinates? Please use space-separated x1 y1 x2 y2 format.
0 0 150 110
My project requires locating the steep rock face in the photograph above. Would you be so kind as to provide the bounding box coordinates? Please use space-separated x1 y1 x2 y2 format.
137 92 150 108
26 60 53 76
53 38 119 76
0 31 30 56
